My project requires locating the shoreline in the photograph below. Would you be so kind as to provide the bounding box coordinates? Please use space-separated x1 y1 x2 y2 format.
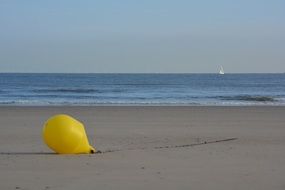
1 104 285 107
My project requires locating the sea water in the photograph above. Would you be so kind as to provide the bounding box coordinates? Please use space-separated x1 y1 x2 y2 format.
0 73 284 105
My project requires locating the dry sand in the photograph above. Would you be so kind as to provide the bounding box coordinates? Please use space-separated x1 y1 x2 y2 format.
0 106 284 190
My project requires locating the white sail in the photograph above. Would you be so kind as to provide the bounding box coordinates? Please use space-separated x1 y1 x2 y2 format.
219 66 224 75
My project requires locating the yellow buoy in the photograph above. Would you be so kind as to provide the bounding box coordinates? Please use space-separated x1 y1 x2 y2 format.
43 114 95 154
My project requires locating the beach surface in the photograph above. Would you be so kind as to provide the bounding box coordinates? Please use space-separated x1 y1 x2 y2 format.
0 106 284 190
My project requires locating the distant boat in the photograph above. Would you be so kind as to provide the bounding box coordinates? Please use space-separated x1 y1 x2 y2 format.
219 66 225 75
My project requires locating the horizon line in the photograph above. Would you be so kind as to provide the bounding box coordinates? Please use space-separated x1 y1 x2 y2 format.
0 72 284 74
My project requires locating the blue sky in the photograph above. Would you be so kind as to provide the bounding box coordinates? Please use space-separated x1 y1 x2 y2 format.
0 0 285 73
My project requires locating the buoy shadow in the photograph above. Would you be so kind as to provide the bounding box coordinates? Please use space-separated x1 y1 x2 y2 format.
0 152 55 155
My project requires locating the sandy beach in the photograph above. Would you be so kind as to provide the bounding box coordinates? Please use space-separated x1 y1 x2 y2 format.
0 106 284 190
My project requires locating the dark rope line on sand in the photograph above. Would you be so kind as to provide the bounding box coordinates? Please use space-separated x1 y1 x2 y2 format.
95 137 238 154
0 138 237 155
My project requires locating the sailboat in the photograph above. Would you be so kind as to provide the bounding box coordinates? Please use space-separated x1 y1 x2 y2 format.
219 66 225 75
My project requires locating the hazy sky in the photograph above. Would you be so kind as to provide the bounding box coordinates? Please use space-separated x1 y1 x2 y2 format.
0 0 284 73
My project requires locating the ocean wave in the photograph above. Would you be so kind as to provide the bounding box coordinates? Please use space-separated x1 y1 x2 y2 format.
32 88 127 94
218 95 276 102
0 99 200 105
33 88 102 94
0 99 284 106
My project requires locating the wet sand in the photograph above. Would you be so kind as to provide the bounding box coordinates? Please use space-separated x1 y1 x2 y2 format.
0 106 284 190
